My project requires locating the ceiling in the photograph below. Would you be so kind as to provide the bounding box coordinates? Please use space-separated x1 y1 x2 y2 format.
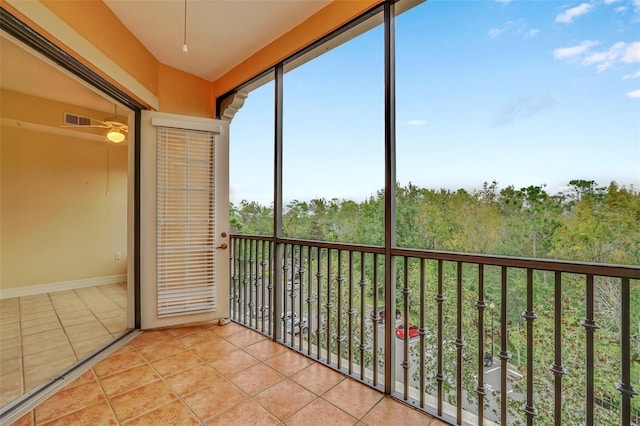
103 0 332 82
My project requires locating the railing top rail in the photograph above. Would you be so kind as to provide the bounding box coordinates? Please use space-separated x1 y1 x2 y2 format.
230 233 640 279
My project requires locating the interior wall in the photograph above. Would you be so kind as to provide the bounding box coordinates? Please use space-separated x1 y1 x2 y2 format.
0 91 127 291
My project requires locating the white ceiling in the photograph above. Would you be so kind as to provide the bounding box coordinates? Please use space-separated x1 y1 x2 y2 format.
104 0 332 82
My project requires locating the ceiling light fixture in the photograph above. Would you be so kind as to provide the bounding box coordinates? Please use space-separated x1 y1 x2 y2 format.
182 0 188 53
107 128 125 143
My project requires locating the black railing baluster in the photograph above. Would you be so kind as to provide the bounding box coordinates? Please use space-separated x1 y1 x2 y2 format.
230 237 237 321
616 277 637 425
402 257 410 399
436 259 445 417
306 245 313 354
267 240 273 338
282 244 289 345
523 269 537 425
348 250 355 375
359 252 366 380
499 266 510 426
260 239 267 333
298 245 305 349
455 261 465 424
326 249 333 365
337 249 343 371
242 238 249 324
475 264 486 425
581 274 597 425
316 247 323 360
550 271 566 426
249 239 255 328
419 258 426 409
373 252 379 387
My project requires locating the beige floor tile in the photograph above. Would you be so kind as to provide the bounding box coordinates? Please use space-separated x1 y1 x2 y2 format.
0 327 20 342
322 378 383 419
164 363 222 396
71 334 114 358
35 380 106 424
243 338 289 361
224 328 267 348
39 399 117 426
109 379 177 423
209 348 259 376
22 329 69 355
99 363 160 397
182 376 247 421
136 339 185 362
190 339 238 362
254 378 316 420
290 362 345 395
0 378 23 407
19 311 57 324
148 349 202 376
21 320 62 337
205 398 278 426
122 399 199 426
23 348 77 389
0 338 21 361
64 320 107 337
175 329 220 348
130 330 175 348
1 357 22 376
265 349 313 377
285 398 357 426
228 363 284 395
360 396 434 426
94 350 146 378
58 314 95 327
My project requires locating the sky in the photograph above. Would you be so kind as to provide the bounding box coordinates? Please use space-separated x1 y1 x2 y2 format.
230 0 640 206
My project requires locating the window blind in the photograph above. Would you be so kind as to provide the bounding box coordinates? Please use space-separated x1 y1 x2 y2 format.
156 127 216 317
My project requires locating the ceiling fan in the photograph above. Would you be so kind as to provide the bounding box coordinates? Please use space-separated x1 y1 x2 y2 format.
63 105 128 143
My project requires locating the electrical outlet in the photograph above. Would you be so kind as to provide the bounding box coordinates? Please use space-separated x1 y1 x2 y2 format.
115 252 122 260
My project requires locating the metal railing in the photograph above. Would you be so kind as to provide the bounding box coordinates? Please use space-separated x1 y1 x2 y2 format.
230 234 639 425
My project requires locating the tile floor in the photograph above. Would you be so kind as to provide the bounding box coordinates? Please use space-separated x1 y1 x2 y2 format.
9 321 447 425
0 283 128 407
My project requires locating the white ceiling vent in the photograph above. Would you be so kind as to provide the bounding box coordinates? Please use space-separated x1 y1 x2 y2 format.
64 112 92 126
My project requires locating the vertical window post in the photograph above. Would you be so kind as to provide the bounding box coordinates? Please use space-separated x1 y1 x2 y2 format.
273 63 284 340
383 0 397 395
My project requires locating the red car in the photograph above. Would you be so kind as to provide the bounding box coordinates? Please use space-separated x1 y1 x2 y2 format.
395 323 419 339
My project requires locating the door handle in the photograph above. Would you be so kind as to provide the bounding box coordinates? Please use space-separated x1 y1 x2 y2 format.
216 243 228 250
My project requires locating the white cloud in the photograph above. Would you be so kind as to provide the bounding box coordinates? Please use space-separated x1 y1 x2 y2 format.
408 120 427 126
553 40 598 60
604 0 619 4
556 3 594 23
627 89 640 98
525 29 540 38
496 0 513 3
615 6 629 12
582 41 640 72
623 70 640 79
489 28 507 38
622 41 640 63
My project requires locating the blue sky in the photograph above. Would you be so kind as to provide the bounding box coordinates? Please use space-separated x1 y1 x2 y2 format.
230 0 640 206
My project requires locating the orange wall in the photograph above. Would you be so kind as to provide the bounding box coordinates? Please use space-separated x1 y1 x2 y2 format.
40 0 158 98
158 64 214 118
211 0 382 99
4 0 383 116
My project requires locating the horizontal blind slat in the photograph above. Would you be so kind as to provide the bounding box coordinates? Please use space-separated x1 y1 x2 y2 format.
157 126 217 318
